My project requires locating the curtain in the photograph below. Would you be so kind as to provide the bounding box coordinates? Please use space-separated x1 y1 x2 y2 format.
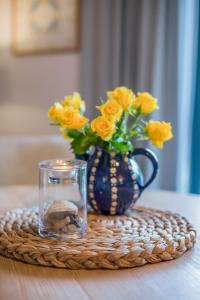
80 0 199 192
190 1 200 193
177 0 199 193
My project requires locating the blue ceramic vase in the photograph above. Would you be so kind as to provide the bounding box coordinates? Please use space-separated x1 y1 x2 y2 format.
77 147 158 215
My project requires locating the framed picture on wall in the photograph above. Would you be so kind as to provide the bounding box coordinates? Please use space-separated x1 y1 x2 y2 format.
11 0 80 55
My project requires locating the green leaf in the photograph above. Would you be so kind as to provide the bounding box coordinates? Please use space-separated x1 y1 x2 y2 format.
85 126 96 136
111 140 133 154
67 130 83 139
135 136 149 141
112 132 122 139
71 135 98 155
129 130 139 136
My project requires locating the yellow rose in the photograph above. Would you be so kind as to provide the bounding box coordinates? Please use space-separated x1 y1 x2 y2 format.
146 121 173 148
107 86 135 109
48 102 65 123
91 116 116 141
62 92 85 114
96 99 123 121
60 108 89 129
133 92 159 114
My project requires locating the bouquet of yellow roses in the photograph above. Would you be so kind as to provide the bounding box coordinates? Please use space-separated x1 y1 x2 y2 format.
48 86 173 155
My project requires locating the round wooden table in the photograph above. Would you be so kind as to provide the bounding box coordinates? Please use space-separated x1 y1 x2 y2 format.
0 185 199 300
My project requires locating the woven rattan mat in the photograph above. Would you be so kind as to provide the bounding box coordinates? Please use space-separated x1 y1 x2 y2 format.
0 206 196 269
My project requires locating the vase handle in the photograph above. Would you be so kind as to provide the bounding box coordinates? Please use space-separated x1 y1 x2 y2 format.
131 148 159 190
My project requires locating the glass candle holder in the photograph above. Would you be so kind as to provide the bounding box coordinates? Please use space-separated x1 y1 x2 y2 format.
38 159 87 240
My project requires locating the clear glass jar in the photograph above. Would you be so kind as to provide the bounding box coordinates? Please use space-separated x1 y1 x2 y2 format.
38 159 87 240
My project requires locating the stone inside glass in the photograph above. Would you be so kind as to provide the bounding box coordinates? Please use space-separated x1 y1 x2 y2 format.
39 160 87 239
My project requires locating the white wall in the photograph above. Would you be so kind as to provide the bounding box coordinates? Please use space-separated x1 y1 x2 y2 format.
0 0 80 135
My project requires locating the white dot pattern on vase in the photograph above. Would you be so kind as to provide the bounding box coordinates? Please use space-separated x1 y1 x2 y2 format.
112 187 118 193
110 151 116 158
110 207 116 213
88 150 102 213
90 175 95 181
89 184 93 190
97 151 102 157
111 178 117 184
110 152 118 215
124 156 129 163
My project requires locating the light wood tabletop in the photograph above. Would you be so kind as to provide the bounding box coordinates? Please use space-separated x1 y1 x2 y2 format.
0 185 199 300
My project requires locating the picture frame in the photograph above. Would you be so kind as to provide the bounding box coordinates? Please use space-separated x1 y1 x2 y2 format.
11 0 80 55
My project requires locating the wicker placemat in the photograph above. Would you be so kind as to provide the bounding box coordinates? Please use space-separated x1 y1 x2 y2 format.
0 206 196 269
